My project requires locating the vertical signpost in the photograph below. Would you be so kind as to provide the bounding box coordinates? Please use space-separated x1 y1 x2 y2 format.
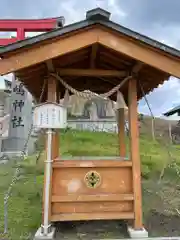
33 102 67 239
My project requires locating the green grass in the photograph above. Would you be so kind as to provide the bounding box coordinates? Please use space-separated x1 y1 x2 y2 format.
0 130 180 239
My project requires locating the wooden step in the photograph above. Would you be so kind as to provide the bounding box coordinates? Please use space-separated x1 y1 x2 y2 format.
51 212 134 222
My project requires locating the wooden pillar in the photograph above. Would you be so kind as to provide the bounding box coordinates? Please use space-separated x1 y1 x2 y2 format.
117 108 126 157
47 75 59 159
128 78 143 230
42 75 59 224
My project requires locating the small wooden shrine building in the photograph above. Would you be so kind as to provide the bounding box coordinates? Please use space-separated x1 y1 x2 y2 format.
0 7 180 238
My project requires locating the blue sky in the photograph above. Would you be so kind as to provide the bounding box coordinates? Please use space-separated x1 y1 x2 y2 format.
0 0 180 119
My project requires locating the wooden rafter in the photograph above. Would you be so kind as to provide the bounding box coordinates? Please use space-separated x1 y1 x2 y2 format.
0 28 98 75
131 62 144 75
96 76 119 86
64 76 117 89
97 29 175 77
99 61 126 72
99 57 130 73
17 64 45 75
46 59 55 72
56 52 89 67
100 51 132 66
57 68 127 77
61 56 89 68
90 43 98 68
16 72 46 80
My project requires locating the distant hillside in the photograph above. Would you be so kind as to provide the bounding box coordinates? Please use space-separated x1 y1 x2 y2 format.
139 115 178 141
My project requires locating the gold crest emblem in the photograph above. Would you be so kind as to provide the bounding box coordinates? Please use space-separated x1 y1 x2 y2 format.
84 171 101 188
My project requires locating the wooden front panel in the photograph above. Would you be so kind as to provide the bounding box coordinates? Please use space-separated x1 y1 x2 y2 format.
51 160 134 221
52 165 132 195
52 201 133 214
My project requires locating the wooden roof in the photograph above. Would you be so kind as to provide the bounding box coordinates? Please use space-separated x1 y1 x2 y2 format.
0 8 180 103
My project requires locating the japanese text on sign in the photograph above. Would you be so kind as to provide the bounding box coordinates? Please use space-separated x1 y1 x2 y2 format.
11 82 25 129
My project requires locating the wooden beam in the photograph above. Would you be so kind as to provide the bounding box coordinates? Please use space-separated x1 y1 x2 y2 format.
90 43 98 68
0 26 179 78
57 50 89 67
47 76 57 102
101 51 132 66
47 70 60 161
58 68 126 77
0 28 98 75
128 77 143 230
43 75 59 228
98 28 176 77
99 59 126 71
117 108 126 157
51 212 134 222
60 56 89 68
17 64 45 74
47 75 59 158
17 70 46 79
132 62 144 74
46 60 55 72
96 76 118 86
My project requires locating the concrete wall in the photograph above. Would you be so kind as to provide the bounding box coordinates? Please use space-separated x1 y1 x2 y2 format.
67 119 129 133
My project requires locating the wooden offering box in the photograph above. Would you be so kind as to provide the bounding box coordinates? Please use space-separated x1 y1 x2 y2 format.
51 157 134 222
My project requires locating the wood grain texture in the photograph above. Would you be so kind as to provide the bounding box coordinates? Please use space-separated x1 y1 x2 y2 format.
51 212 134 222
50 159 133 222
128 78 143 229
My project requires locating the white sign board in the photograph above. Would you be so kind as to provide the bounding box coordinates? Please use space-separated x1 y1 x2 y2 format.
33 103 67 129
